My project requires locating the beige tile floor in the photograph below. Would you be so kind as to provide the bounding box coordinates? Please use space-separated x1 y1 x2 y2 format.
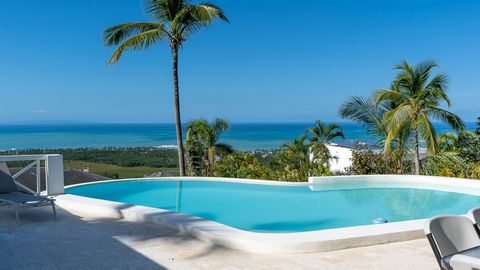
0 205 438 270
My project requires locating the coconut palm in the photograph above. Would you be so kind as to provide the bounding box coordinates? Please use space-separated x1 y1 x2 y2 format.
103 0 229 176
374 60 465 175
305 120 344 165
185 118 233 176
277 136 330 181
279 136 311 181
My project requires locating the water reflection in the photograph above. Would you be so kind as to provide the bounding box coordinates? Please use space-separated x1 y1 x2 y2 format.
175 181 183 212
343 188 463 221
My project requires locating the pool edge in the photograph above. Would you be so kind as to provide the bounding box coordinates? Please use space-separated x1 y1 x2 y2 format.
58 175 480 253
55 193 426 253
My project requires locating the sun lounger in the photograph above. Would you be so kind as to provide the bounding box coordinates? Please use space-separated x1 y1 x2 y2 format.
0 166 56 224
425 215 480 270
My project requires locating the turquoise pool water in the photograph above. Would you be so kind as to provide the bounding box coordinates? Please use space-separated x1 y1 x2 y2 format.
66 179 480 233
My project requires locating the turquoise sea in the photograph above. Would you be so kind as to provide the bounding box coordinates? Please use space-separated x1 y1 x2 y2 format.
0 122 476 151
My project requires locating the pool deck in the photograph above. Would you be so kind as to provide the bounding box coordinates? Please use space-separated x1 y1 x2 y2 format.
1 204 438 270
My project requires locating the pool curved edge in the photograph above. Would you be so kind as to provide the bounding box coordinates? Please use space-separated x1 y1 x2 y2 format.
56 175 480 253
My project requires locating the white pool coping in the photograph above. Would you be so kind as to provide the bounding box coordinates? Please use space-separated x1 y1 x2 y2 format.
55 175 480 253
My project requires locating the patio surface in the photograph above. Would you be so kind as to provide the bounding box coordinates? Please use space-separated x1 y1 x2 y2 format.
0 204 438 270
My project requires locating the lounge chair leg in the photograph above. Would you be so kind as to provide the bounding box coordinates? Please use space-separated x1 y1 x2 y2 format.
51 201 57 221
14 206 20 225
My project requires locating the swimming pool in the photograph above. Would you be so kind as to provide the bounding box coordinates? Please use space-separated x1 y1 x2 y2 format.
58 176 480 253
65 178 480 233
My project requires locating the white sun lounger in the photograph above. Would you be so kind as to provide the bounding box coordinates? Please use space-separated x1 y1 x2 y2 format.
425 215 480 270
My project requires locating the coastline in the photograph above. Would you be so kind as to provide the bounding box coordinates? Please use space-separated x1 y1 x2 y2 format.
0 122 475 151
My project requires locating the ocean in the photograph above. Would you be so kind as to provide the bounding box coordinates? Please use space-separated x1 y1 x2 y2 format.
0 122 476 151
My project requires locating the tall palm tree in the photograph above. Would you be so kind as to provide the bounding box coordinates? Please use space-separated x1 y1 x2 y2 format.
374 60 465 175
185 118 233 176
103 0 229 176
305 120 344 165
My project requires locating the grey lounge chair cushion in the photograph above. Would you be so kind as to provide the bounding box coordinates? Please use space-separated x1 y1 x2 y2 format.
0 170 17 194
0 192 51 204
442 246 480 270
427 216 480 258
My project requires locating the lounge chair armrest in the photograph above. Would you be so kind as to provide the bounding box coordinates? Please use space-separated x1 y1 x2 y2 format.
450 254 480 270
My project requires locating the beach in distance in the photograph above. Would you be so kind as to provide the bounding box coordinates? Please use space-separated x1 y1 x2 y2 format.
0 122 475 151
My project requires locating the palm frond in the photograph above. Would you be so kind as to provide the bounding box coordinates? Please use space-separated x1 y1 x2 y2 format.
374 89 409 105
175 3 229 37
437 132 458 152
107 29 167 65
193 4 229 23
383 103 414 133
338 96 386 137
306 120 344 144
145 0 186 21
422 73 450 107
416 113 438 154
425 106 465 131
212 118 230 133
103 22 166 46
414 60 438 91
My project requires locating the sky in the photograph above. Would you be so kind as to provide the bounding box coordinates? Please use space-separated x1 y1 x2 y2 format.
0 0 479 123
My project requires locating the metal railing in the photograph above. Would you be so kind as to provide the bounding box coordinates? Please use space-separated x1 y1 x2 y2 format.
0 154 65 196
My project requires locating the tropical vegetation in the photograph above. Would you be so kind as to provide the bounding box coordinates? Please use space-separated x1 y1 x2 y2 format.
305 120 345 167
341 61 465 175
8 60 479 182
374 61 464 174
183 119 339 181
103 0 229 176
185 118 233 176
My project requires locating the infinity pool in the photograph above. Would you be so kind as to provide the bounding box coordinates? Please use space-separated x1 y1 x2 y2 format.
65 179 480 233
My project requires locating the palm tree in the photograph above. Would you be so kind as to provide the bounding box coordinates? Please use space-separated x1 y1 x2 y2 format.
279 136 311 181
103 0 229 176
305 120 344 166
185 118 233 176
339 94 412 172
374 60 465 175
277 135 330 181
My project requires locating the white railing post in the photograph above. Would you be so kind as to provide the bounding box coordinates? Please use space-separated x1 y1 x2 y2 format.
0 154 65 196
45 154 64 195
36 160 41 194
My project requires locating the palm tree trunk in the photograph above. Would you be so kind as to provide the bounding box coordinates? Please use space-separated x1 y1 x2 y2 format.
172 45 186 176
413 127 421 175
208 147 215 176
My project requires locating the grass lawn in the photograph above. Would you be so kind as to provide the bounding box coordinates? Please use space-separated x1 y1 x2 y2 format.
64 160 175 179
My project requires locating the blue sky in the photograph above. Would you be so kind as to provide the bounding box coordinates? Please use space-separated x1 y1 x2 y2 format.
0 0 479 123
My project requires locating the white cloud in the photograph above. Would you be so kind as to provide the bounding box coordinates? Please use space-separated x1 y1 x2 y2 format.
27 109 49 114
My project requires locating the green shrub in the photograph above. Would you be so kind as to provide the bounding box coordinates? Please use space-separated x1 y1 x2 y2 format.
347 149 399 175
